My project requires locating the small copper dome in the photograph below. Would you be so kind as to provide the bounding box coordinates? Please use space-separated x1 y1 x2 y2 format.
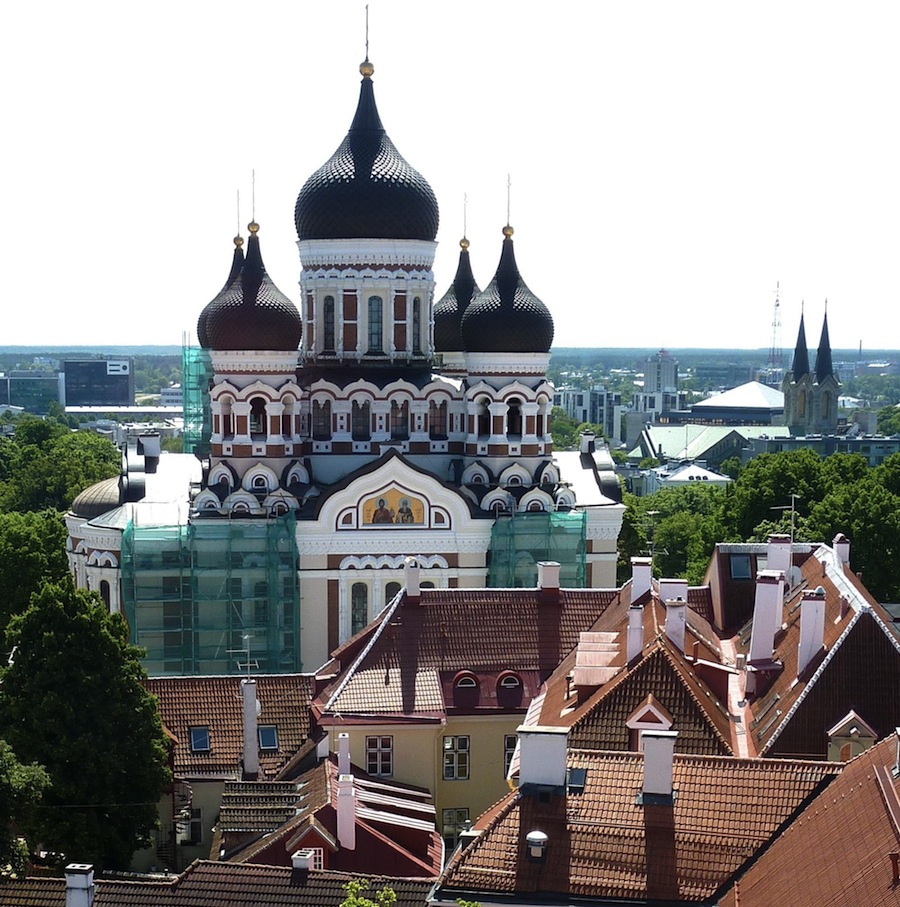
71 476 122 520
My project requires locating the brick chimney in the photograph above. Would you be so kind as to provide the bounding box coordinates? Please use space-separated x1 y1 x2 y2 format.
748 570 785 664
833 533 851 566
631 557 652 604
537 561 561 603
517 725 568 788
65 864 95 907
767 534 792 575
797 586 826 676
642 730 678 800
336 773 356 850
337 731 350 776
241 678 259 780
404 556 421 604
627 603 644 663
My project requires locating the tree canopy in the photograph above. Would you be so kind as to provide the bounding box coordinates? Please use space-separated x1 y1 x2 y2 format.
0 740 49 875
0 580 170 869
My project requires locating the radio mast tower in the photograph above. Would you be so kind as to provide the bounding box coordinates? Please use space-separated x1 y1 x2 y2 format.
768 281 783 373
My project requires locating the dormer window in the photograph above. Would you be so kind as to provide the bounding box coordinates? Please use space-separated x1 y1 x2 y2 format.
258 726 278 750
498 673 521 689
190 726 210 753
497 671 524 708
455 673 478 689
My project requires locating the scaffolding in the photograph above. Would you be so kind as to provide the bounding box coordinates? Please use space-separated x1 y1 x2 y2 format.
182 343 213 457
122 514 300 676
488 510 587 588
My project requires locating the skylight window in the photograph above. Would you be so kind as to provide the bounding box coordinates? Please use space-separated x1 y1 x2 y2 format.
189 726 210 752
258 725 278 750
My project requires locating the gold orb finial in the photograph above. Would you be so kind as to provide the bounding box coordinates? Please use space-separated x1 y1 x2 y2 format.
460 237 470 250
502 224 514 239
360 59 374 78
248 221 260 235
233 234 244 248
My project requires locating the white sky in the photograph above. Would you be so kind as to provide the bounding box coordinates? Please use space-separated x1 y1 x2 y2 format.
3 1 899 352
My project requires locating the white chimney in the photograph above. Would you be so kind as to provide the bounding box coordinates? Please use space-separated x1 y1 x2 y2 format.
797 587 826 676
517 726 568 788
404 556 421 603
631 557 652 604
241 678 259 780
833 533 851 566
336 773 356 850
664 599 687 653
642 729 678 798
658 578 688 606
65 864 95 907
767 534 792 575
580 431 595 454
748 570 785 664
337 731 351 776
537 561 561 591
627 604 644 663
291 848 316 870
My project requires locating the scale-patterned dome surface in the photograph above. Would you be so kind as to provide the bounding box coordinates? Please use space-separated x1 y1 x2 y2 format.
295 66 438 242
434 240 479 352
460 231 553 353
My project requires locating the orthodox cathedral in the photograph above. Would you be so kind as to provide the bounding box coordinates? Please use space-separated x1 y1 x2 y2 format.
66 58 624 675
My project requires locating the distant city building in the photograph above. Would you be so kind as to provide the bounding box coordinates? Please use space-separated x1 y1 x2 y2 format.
741 432 900 467
160 383 183 407
0 370 61 413
782 311 840 435
552 385 624 443
63 358 135 407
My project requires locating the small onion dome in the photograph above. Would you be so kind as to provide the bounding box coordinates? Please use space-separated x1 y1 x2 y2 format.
71 476 122 520
434 237 480 352
460 226 554 353
197 234 244 348
201 222 302 351
294 60 439 242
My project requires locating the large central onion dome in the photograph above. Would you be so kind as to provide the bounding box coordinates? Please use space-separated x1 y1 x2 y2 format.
460 226 554 353
294 60 439 242
433 237 480 352
198 223 302 352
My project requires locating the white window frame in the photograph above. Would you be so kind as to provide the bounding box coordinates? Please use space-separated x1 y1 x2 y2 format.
443 735 470 780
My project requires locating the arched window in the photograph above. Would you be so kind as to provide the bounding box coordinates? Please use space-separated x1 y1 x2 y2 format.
491 499 507 517
385 581 401 603
477 398 490 437
250 397 266 436
822 392 832 420
527 500 545 512
351 583 368 635
412 297 421 353
323 296 335 352
352 401 371 441
421 581 435 589
99 580 110 608
797 389 806 418
391 400 409 440
507 398 522 436
312 400 331 440
252 474 268 490
368 296 383 353
429 400 447 439
271 502 289 516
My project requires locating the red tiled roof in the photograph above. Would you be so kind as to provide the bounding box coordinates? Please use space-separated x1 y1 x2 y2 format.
319 588 618 719
0 863 432 907
724 733 900 907
439 749 840 903
145 675 313 777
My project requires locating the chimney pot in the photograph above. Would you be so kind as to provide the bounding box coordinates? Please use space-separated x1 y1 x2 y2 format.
833 533 851 565
404 556 421 604
241 678 259 780
65 864 95 907
631 557 652 604
797 588 826 676
664 597 687 653
767 534 792 575
291 848 315 870
337 732 350 776
537 561 561 602
642 729 678 799
749 570 786 664
525 829 549 861
627 604 644 663
579 431 595 454
336 773 356 851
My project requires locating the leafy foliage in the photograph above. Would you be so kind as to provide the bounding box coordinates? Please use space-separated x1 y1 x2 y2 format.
0 580 170 869
550 407 606 451
340 880 398 907
0 740 49 875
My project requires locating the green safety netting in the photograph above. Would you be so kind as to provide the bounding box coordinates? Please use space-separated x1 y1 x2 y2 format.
488 510 587 588
122 514 300 676
182 344 213 457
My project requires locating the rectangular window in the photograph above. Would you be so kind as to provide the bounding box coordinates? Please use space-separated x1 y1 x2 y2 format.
730 554 753 580
442 807 469 851
504 735 517 775
258 726 278 750
443 735 470 780
189 726 210 752
366 735 393 777
367 296 383 353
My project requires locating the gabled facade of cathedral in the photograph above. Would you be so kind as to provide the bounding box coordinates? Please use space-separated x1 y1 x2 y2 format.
66 59 624 675
782 309 840 435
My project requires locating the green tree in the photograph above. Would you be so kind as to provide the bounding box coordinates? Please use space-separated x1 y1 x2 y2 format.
340 880 397 907
718 455 742 480
0 740 49 875
0 510 69 632
0 580 170 869
876 405 900 435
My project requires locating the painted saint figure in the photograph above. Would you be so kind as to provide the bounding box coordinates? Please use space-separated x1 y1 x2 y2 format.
396 497 415 524
372 498 394 523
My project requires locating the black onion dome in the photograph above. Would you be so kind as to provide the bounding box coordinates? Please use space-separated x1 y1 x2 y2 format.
197 236 244 348
294 62 439 241
460 227 553 353
71 476 122 519
434 238 480 352
201 224 302 351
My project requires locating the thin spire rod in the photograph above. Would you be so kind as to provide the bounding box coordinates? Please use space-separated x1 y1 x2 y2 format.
506 173 511 226
251 170 256 222
236 189 241 236
463 193 468 237
365 4 369 60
